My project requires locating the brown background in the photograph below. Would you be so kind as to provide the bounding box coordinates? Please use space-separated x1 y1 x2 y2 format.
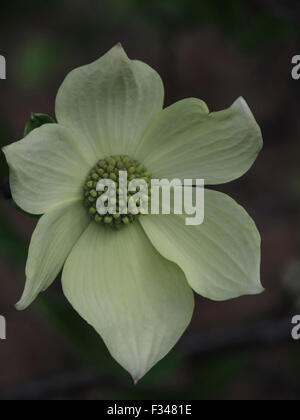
0 0 300 400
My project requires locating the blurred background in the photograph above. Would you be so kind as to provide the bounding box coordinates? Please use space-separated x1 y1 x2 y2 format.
1 0 300 400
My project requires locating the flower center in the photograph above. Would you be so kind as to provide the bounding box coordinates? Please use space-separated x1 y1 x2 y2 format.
83 155 151 228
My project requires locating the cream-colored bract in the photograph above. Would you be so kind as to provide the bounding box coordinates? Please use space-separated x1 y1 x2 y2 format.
2 44 263 381
62 222 194 382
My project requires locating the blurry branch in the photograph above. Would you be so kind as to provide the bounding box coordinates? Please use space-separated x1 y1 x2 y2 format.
0 177 11 200
0 369 119 401
178 316 292 358
0 316 293 400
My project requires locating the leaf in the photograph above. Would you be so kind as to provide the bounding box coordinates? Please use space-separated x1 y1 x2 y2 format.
24 113 55 137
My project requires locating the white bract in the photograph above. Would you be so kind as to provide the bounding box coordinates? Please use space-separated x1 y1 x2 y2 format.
2 44 263 382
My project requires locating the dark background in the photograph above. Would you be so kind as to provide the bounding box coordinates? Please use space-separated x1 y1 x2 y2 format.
1 0 300 400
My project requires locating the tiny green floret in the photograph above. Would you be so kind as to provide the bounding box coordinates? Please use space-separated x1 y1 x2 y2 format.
83 155 152 228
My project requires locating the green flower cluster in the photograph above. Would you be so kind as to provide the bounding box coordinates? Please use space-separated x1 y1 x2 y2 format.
83 155 152 227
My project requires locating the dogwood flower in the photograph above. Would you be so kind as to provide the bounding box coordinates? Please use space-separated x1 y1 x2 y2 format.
3 44 263 382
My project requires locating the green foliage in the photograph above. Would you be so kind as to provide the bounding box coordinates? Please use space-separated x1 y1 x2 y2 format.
236 12 295 51
14 38 62 89
188 354 248 399
1 0 70 21
24 113 55 137
116 0 296 51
